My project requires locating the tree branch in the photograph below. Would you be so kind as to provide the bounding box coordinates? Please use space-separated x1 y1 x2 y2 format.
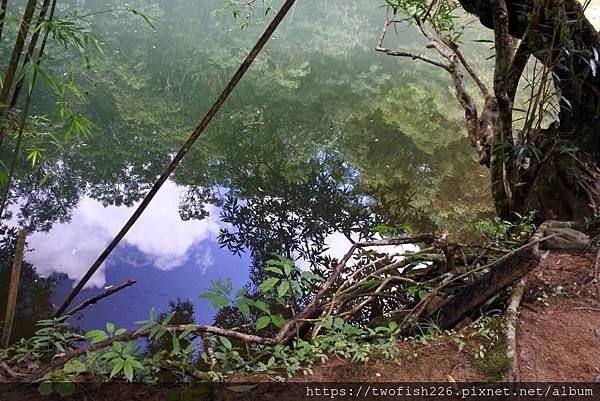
65 280 137 317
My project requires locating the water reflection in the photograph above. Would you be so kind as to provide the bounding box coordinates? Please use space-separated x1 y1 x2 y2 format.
26 181 221 288
0 0 495 338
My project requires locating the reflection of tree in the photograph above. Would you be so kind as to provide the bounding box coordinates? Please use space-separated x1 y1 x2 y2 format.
216 154 381 276
145 298 196 358
341 110 493 233
1 0 493 256
7 163 84 232
0 225 58 344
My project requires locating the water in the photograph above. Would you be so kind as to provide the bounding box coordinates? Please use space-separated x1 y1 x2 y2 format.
0 0 493 339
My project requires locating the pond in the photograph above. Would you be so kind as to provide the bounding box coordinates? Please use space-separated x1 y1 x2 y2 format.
0 0 493 342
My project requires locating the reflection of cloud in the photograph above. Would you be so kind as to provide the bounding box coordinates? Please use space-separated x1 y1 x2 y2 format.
586 4 600 29
196 247 215 275
296 231 420 271
26 181 220 288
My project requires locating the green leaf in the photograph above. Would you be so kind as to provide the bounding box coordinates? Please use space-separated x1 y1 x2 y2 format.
236 299 251 318
277 280 290 298
106 322 115 335
263 266 283 275
63 359 86 374
162 312 175 325
84 329 108 344
219 336 232 350
301 271 324 282
109 358 124 379
178 326 195 340
259 278 279 294
172 334 181 354
270 314 286 328
199 292 230 308
123 360 134 382
256 316 271 330
418 289 429 300
252 300 270 314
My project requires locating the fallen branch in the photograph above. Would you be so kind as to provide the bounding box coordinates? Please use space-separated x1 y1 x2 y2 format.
429 234 555 329
274 243 358 343
282 234 436 342
33 323 275 381
64 280 137 317
2 228 27 348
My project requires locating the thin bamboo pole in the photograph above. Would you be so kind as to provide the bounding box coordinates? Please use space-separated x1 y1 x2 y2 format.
2 229 27 348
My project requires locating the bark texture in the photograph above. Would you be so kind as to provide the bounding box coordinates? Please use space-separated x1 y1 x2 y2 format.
459 0 600 224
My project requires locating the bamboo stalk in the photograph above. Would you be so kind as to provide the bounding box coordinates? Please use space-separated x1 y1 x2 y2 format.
0 0 8 43
0 0 37 109
2 229 27 348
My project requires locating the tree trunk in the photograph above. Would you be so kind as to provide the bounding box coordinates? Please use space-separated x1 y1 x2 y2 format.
460 0 600 225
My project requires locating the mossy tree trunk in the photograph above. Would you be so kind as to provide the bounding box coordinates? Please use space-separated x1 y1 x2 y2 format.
459 0 600 224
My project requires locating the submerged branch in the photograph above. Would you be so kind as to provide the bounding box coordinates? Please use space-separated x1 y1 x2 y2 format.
64 280 137 317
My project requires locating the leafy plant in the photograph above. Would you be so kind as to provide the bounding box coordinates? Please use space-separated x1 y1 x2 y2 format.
468 211 536 249
1 317 78 368
199 255 324 332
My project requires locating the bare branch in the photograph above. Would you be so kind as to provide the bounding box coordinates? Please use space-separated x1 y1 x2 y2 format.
375 46 450 70
65 280 137 317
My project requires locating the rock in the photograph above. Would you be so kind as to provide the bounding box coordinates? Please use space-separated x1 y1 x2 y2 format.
542 227 590 250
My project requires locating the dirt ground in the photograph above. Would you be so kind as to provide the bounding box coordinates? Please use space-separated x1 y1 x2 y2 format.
279 339 486 383
517 250 600 382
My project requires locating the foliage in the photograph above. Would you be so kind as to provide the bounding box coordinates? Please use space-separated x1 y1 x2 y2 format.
200 256 324 331
1 316 78 376
202 318 402 381
467 211 537 249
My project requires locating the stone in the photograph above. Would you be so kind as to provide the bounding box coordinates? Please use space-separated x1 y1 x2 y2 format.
543 227 590 250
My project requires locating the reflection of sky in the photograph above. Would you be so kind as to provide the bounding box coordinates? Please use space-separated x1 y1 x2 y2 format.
27 181 222 288
20 181 416 332
23 181 252 331
295 231 419 271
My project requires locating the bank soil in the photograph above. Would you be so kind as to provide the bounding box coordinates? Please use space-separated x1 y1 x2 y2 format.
517 250 600 381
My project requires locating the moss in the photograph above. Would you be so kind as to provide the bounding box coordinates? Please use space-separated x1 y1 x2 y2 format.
474 340 510 381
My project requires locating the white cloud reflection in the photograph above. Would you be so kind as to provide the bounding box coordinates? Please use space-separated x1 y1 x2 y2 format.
296 231 419 271
26 181 221 288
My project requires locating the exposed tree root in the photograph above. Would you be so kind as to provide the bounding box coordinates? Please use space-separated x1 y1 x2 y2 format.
506 278 526 382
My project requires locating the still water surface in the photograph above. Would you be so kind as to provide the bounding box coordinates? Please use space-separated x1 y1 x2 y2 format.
1 0 493 338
